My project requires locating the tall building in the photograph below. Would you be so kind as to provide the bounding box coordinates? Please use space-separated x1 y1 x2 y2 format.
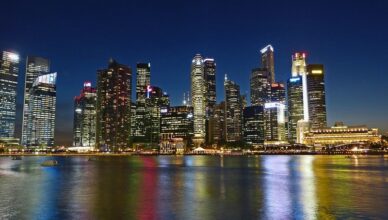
145 85 170 144
264 102 286 144
191 54 206 146
287 76 304 143
25 72 57 148
21 56 50 146
73 82 97 147
224 75 242 142
307 64 327 129
243 106 264 145
203 58 216 116
291 52 307 77
0 51 19 139
250 68 271 106
270 82 286 103
210 101 226 145
260 45 275 83
134 63 151 139
96 59 132 151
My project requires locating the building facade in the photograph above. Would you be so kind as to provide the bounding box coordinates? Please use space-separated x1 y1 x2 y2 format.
25 73 57 148
243 106 265 145
260 45 275 83
96 59 132 151
307 64 327 129
287 76 304 143
0 51 19 139
264 102 287 144
191 54 206 146
73 82 97 147
250 68 271 106
134 63 151 140
224 76 242 142
21 56 50 146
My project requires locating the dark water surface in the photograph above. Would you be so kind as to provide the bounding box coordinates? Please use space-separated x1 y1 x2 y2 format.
1 155 387 219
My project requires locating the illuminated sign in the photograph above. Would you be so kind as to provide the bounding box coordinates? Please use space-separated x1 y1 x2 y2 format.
75 108 82 114
260 45 274 54
289 77 300 83
311 70 323 74
160 108 168 113
187 113 193 119
146 85 152 98
264 102 285 109
33 72 57 87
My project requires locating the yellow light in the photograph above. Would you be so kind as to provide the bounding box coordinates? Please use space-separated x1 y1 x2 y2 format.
311 70 322 74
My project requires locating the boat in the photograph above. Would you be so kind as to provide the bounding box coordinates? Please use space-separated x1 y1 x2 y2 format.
41 160 58 167
11 156 22 160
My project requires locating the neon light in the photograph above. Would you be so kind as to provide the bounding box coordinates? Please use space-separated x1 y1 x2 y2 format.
289 77 300 83
311 70 322 74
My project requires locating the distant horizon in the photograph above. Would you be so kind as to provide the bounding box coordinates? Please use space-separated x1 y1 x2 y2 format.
2 0 387 145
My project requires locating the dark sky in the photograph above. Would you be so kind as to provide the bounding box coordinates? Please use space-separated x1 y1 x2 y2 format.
1 0 388 145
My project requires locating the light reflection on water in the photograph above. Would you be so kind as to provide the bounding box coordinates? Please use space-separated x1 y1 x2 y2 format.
0 155 388 219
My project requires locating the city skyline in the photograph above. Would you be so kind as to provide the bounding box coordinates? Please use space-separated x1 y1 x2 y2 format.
1 0 388 145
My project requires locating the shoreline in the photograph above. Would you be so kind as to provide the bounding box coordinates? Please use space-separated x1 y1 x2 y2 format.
1 152 387 157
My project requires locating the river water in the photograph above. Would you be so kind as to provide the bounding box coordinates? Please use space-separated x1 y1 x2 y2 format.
0 155 387 219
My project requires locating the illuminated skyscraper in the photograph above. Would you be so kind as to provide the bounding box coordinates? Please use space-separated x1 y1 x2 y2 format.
224 75 242 142
204 58 217 145
191 54 206 146
21 56 50 146
0 51 20 139
250 68 271 106
260 45 275 83
73 82 97 147
96 59 132 151
144 85 170 144
134 63 151 139
264 102 287 144
243 106 264 145
287 76 304 142
291 52 307 77
26 73 57 148
307 64 327 129
270 82 286 103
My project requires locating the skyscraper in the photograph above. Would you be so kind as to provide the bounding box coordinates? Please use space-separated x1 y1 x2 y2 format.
21 56 50 146
96 59 132 151
243 106 265 145
134 63 151 139
264 102 287 144
145 85 170 144
0 51 19 139
270 82 286 103
307 64 327 129
203 58 217 145
26 72 57 148
250 68 271 106
291 52 307 77
287 76 304 143
260 45 275 83
73 82 97 147
224 75 243 142
191 54 206 146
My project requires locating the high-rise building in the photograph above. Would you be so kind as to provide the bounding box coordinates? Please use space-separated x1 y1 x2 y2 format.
270 82 286 103
203 58 216 116
96 59 132 151
134 63 151 139
243 106 265 145
307 64 327 129
145 85 170 144
250 68 271 106
224 75 243 142
260 45 275 83
73 82 97 147
0 51 19 139
287 76 304 143
209 101 226 145
264 102 287 144
21 56 50 146
191 54 206 146
291 52 307 77
25 72 57 148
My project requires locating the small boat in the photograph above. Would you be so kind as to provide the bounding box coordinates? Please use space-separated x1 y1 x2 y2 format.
41 160 58 167
11 156 22 160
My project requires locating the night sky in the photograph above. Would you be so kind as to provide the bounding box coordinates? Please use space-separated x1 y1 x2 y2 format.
1 0 387 145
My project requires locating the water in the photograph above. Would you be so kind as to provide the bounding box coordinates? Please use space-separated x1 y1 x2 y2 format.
0 155 387 219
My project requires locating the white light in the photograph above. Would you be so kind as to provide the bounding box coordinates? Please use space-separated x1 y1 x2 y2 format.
264 102 285 109
302 73 309 121
7 53 19 62
260 45 274 54
75 108 82 113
